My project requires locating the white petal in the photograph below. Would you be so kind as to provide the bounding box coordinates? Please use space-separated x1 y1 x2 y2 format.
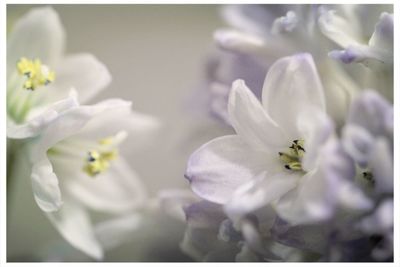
369 13 393 53
214 29 266 55
369 138 393 194
94 213 143 251
46 53 112 104
7 7 65 73
275 167 338 225
228 79 287 151
261 53 325 140
46 201 103 260
7 90 78 139
296 108 334 172
185 135 273 204
65 158 147 214
31 156 63 212
32 98 131 154
318 8 361 48
224 172 298 222
79 106 161 151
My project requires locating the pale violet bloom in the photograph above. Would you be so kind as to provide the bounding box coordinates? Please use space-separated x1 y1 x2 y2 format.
7 7 111 137
26 93 160 259
186 53 362 226
342 90 393 195
201 5 392 126
341 90 393 261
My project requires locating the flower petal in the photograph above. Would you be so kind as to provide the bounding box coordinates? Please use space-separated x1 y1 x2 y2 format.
7 7 65 73
342 124 374 167
185 135 272 204
31 156 63 212
94 213 143 251
46 53 112 104
32 98 132 154
296 108 334 172
347 90 393 138
224 172 298 223
65 157 147 214
7 90 78 139
275 169 335 225
46 201 103 260
318 8 361 48
368 13 393 55
261 53 325 140
228 79 287 150
369 138 393 194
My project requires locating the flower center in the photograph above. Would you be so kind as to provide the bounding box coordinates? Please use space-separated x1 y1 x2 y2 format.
278 139 305 172
17 57 55 90
82 135 124 177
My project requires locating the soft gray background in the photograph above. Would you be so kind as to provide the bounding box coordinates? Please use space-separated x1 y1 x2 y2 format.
7 5 233 261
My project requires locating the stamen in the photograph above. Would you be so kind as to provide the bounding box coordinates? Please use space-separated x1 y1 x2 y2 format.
17 57 55 90
279 139 305 172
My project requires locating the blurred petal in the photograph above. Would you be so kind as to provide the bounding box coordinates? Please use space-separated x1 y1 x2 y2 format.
228 79 287 150
347 90 393 138
369 13 393 54
275 166 338 225
318 8 361 48
46 201 103 260
369 138 393 194
7 90 78 139
46 53 112 104
185 135 271 204
214 29 266 55
65 158 147 214
31 156 63 212
184 201 225 228
7 7 65 72
158 189 198 222
358 199 393 234
95 213 143 251
261 53 325 140
342 125 374 167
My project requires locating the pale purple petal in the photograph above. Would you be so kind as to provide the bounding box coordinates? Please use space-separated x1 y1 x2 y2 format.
185 135 271 204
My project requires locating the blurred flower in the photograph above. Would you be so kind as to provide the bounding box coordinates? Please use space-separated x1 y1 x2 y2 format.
199 4 392 126
7 7 111 137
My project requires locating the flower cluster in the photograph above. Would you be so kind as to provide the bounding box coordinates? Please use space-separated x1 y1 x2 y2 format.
7 7 159 260
182 5 393 262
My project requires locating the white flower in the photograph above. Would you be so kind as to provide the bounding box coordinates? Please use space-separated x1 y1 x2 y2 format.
186 53 358 225
26 94 160 259
7 7 111 137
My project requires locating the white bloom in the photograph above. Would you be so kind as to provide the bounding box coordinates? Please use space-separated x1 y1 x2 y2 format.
7 7 111 137
186 53 358 225
26 95 160 259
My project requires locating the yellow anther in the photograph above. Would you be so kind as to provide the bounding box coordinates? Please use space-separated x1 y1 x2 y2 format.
279 139 305 172
16 57 55 90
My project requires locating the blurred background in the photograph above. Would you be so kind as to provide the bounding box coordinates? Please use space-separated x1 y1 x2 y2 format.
7 4 234 261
